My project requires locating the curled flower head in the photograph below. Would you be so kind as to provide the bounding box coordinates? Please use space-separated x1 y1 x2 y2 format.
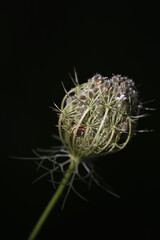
58 74 141 162
27 72 152 240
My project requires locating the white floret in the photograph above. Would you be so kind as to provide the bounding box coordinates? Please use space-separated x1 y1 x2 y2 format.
116 94 126 101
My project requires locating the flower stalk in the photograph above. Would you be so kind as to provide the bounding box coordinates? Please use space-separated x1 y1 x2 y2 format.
28 160 75 240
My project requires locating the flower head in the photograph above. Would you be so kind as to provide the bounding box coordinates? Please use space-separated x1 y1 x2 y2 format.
58 74 141 162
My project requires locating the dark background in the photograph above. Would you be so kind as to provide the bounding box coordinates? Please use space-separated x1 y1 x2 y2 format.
0 1 160 239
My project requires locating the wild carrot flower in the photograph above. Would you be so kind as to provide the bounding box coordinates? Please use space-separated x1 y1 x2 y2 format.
28 72 148 240
59 73 141 161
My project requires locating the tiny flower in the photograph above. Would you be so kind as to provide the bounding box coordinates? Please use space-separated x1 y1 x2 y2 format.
115 94 126 101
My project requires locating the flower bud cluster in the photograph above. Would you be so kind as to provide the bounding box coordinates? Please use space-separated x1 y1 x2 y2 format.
58 74 141 161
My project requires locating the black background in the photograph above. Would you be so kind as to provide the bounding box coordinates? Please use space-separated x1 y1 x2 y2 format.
0 1 160 239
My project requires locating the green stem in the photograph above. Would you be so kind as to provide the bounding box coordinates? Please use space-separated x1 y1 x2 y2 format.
28 160 75 240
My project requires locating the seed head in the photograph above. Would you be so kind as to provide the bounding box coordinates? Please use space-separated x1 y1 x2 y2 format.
58 74 142 162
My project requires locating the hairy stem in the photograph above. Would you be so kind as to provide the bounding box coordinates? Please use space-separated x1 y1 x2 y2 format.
28 160 75 240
